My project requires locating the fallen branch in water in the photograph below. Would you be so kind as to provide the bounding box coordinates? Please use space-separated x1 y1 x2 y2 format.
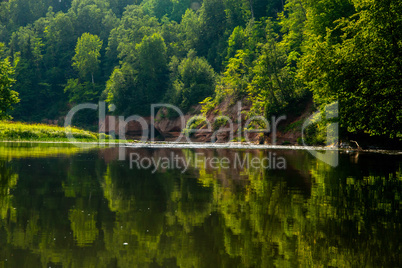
350 140 362 151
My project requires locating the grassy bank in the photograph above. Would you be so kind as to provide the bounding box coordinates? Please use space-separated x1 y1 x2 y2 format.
0 121 106 142
0 142 86 159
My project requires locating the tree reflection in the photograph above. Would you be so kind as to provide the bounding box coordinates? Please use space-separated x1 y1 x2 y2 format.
0 160 18 221
0 146 400 267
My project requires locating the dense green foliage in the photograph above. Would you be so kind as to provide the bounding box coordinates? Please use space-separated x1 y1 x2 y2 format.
168 50 216 111
0 44 19 120
72 33 103 84
300 0 402 139
0 0 400 139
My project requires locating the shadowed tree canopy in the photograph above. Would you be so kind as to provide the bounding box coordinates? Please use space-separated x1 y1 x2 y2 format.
106 33 168 116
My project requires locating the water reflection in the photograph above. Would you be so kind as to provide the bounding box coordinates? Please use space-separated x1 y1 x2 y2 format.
0 143 401 267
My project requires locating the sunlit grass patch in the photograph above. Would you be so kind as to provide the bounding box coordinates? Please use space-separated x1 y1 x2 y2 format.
0 142 85 159
0 121 99 141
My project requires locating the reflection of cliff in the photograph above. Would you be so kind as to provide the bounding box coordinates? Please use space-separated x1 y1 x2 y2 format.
96 148 318 267
0 149 400 267
98 147 313 187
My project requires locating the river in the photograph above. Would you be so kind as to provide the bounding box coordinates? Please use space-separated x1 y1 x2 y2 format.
0 142 401 267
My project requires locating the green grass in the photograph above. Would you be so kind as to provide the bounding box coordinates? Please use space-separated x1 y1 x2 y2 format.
0 142 86 159
0 121 130 143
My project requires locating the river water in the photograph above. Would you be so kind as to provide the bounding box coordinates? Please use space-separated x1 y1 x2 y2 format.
0 142 401 267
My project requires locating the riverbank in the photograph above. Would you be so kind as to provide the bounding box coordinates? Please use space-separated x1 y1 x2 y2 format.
0 121 133 143
0 121 100 141
1 140 401 155
1 121 400 154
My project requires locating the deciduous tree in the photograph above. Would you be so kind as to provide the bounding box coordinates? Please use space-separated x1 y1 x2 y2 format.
72 33 103 84
0 45 19 120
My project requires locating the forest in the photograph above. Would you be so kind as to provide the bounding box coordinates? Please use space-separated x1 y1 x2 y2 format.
0 0 401 142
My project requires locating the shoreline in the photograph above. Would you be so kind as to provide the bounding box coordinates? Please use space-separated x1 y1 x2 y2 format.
1 140 401 155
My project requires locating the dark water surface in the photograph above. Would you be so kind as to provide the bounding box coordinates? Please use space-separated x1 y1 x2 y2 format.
0 142 401 267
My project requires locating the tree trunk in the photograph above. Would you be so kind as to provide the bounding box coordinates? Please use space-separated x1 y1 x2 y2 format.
249 0 254 19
